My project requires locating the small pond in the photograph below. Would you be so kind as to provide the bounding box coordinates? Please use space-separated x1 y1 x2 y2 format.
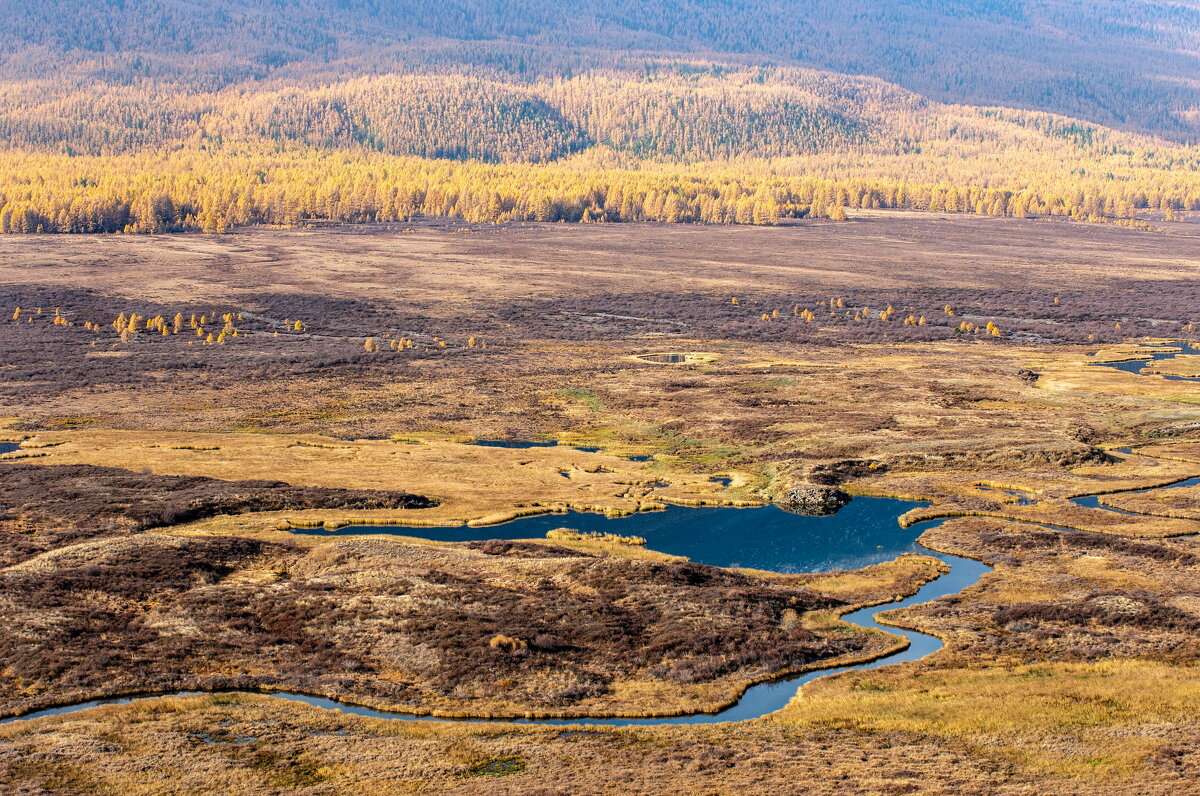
976 486 1037 506
468 439 559 449
634 352 714 365
637 353 692 364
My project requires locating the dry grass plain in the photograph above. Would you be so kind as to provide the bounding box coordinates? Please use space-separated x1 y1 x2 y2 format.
2 213 1198 306
2 214 1200 794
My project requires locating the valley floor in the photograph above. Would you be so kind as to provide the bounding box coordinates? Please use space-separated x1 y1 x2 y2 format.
1 216 1199 794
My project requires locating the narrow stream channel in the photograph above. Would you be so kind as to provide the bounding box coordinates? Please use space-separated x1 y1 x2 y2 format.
977 468 1200 523
1071 476 1200 517
1090 340 1200 382
0 544 985 728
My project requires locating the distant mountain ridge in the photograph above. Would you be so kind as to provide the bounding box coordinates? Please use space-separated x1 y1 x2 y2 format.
0 0 1198 139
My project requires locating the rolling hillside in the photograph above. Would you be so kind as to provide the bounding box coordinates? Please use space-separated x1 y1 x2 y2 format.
1 0 1198 138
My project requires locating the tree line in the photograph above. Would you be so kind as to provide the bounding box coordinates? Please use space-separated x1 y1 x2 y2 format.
1 145 1192 234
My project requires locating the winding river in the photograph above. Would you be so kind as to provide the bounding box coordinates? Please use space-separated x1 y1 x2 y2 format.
1071 475 1200 517
2 500 995 727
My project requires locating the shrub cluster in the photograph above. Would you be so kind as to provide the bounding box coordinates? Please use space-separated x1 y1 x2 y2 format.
0 462 433 566
0 535 865 716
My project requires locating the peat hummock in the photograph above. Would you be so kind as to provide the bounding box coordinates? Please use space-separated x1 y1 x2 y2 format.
0 462 434 566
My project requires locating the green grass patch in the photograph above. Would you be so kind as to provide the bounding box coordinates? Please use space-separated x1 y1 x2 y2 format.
853 680 889 692
467 756 526 777
249 750 329 789
559 387 604 411
51 417 98 428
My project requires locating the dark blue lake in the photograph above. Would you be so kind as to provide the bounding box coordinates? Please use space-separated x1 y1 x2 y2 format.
468 439 559 448
294 497 931 574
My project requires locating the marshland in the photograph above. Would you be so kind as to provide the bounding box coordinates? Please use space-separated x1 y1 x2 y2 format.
0 215 1198 794
6 1 1200 790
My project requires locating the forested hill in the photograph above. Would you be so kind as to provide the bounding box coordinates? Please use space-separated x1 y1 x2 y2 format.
2 1 1200 235
1 0 1199 140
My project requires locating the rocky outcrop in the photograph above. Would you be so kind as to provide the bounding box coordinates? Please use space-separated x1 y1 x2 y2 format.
777 485 851 516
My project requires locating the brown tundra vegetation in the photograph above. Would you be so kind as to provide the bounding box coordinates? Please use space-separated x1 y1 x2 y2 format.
1 216 1200 794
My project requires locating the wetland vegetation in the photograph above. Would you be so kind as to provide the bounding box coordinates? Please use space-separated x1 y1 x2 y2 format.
5 2 1200 790
2 187 1200 796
